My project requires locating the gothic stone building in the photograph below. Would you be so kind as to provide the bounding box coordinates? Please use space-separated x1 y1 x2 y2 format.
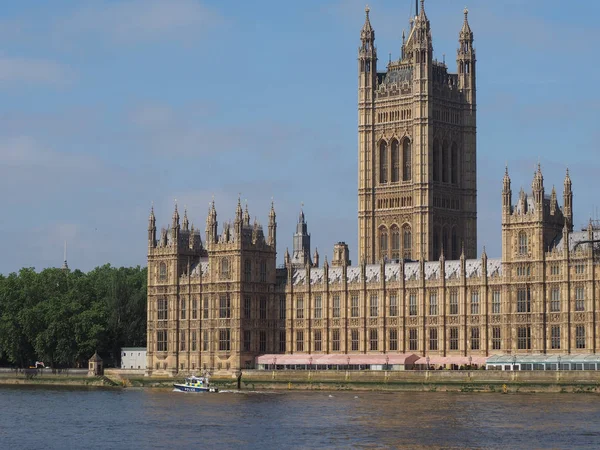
145 3 600 376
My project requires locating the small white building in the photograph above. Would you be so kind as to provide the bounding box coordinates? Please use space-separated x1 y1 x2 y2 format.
121 347 147 370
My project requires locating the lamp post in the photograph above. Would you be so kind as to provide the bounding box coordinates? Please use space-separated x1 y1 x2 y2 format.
273 357 277 371
385 355 390 371
557 355 561 372
347 355 351 370
512 355 517 371
426 356 430 371
468 355 472 369
309 356 313 371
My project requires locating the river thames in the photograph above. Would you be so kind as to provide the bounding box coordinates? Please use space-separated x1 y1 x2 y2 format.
1 387 599 449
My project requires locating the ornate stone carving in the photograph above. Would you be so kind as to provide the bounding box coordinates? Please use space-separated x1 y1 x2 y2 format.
448 316 459 324
469 316 479 324
550 314 560 322
295 319 304 327
332 319 340 327
408 317 418 326
575 312 585 322
428 317 438 325
369 318 377 326
313 319 322 328
491 315 501 324
389 318 398 326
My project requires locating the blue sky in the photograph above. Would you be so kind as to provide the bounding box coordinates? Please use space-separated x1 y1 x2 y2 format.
0 0 599 273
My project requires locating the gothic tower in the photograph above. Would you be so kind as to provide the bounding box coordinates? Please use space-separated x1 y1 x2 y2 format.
358 1 477 263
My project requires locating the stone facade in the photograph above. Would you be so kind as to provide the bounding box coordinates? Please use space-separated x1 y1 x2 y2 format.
145 3 600 376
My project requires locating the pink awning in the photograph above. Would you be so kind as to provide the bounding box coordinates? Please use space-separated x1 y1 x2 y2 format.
256 353 419 365
414 355 487 365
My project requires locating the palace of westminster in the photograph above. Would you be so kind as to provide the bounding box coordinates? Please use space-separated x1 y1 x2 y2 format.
145 2 600 375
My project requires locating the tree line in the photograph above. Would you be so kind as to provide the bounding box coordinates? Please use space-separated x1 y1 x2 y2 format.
0 265 147 368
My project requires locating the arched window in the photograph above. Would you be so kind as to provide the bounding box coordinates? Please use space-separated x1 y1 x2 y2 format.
519 232 528 255
159 262 167 281
451 143 458 184
379 227 388 260
403 225 412 260
391 140 400 182
442 141 449 183
391 226 400 260
403 139 412 181
432 139 440 182
452 228 458 259
379 141 388 184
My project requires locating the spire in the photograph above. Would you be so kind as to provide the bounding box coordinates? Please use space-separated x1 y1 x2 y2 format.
61 241 69 271
313 248 319 268
361 5 373 36
460 7 472 37
172 201 180 229
419 0 427 19
532 163 543 193
236 195 243 221
148 203 157 248
502 165 511 191
182 207 189 231
268 198 277 247
564 168 572 189
563 168 573 230
243 200 250 226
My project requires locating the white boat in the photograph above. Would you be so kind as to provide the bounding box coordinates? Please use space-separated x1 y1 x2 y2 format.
173 375 218 393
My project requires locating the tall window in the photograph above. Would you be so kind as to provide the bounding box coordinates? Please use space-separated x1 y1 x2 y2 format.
517 326 531 350
369 294 378 317
379 141 388 184
379 228 388 259
351 294 359 318
314 330 322 352
492 290 501 314
519 232 528 255
159 262 167 281
450 328 459 350
409 293 417 316
470 327 480 350
259 331 267 352
451 143 458 184
429 328 438 351
551 326 560 349
402 139 412 181
220 258 230 280
244 296 252 319
260 261 267 282
517 288 531 313
157 330 167 352
296 331 304 352
429 292 438 316
403 225 412 259
314 295 322 319
389 329 398 351
203 330 209 351
492 327 501 350
470 291 479 315
279 295 286 320
203 298 209 319
191 331 197 351
180 298 186 320
243 330 251 352
409 328 418 351
450 290 458 315
389 294 398 317
550 288 561 312
259 296 267 319
279 330 286 352
296 296 304 319
576 325 586 349
180 331 186 351
351 330 359 351
244 259 252 282
192 298 198 319
391 226 400 259
332 329 340 351
333 295 340 318
442 141 449 183
575 287 585 311
369 329 378 351
432 139 440 182
391 140 400 182
219 294 231 319
157 298 168 321
219 329 231 351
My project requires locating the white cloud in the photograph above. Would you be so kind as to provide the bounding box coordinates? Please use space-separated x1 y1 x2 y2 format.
0 57 72 85
60 0 221 44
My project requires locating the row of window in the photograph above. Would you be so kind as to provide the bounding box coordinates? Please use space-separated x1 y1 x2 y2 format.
431 140 459 184
379 225 412 261
290 325 587 353
378 139 412 183
376 109 412 123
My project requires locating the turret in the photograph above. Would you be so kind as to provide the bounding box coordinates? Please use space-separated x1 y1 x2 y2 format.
457 7 475 104
502 166 512 215
148 204 156 248
182 207 189 232
171 202 180 244
532 164 544 212
563 168 573 231
313 248 319 268
234 195 243 239
358 6 377 108
550 186 557 215
291 206 312 268
268 200 277 248
205 200 218 245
